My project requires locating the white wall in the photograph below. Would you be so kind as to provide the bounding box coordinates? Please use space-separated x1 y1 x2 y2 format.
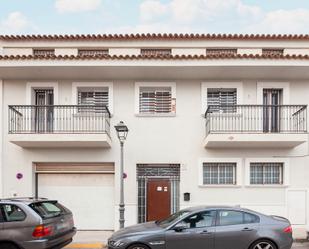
1 79 309 236
0 79 3 197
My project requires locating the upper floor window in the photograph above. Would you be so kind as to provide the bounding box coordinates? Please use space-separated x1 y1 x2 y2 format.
203 162 237 185
141 48 172 56
78 49 109 56
262 49 284 56
77 87 109 113
250 162 283 185
139 86 174 114
33 49 55 56
207 88 237 113
206 48 237 56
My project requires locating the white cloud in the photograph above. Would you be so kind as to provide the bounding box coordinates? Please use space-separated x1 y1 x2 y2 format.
139 0 263 24
0 12 31 34
131 0 309 34
55 0 101 13
140 0 168 22
249 9 309 34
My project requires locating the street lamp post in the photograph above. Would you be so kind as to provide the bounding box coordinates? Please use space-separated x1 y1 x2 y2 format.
114 121 129 229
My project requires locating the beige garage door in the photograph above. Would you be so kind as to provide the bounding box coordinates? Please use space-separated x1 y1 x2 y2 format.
37 163 115 230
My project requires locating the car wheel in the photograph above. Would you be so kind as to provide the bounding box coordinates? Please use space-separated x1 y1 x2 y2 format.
0 243 19 249
127 244 149 249
250 239 277 249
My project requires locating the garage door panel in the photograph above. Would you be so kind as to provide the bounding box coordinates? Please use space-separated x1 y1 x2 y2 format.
38 174 114 230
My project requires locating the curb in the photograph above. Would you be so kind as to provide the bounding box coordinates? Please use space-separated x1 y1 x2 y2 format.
65 243 105 249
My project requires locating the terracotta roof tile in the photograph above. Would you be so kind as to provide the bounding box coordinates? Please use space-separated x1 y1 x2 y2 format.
1 54 309 61
1 33 309 41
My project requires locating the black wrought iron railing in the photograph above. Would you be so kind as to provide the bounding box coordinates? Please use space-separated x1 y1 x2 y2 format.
8 105 111 136
205 105 307 136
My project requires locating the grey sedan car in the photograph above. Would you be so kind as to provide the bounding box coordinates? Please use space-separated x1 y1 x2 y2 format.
0 197 76 249
108 206 293 249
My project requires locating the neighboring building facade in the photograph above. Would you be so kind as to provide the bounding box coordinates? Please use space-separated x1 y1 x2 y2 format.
0 34 309 238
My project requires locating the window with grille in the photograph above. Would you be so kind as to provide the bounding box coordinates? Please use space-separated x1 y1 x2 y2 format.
141 49 172 56
78 49 109 56
203 163 237 185
262 49 284 56
77 88 109 113
139 87 173 114
206 49 237 56
250 163 283 185
33 49 55 56
207 88 237 113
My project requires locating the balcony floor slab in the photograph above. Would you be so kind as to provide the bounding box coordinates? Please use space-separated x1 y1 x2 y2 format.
8 133 112 148
204 133 308 148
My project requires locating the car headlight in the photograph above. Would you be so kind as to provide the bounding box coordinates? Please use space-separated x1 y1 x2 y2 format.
109 240 125 248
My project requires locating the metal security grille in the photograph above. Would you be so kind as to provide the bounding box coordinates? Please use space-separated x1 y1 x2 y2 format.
137 164 180 223
141 49 172 56
33 49 55 56
207 88 237 113
139 87 172 114
262 49 284 56
78 89 109 113
206 48 237 56
78 49 109 56
250 163 283 185
203 163 236 185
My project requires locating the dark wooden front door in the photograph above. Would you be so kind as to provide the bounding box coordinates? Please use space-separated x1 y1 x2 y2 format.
147 179 171 221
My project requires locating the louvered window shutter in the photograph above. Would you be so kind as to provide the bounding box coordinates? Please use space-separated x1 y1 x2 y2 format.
78 89 109 113
207 88 237 113
139 87 172 113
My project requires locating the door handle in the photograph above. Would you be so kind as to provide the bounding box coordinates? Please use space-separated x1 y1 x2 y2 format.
200 230 212 235
242 227 254 232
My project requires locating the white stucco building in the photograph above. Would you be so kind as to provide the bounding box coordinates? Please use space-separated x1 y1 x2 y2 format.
0 34 309 238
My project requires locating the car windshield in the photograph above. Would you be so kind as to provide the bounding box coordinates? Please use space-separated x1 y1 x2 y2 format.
29 201 67 219
156 210 190 228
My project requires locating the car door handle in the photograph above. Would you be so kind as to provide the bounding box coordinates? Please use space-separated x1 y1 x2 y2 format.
242 227 254 232
200 230 212 235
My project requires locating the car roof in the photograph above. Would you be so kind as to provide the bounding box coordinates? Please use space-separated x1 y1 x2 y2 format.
0 197 55 204
181 205 253 213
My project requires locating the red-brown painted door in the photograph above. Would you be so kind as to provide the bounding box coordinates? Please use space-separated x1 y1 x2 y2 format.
147 179 171 221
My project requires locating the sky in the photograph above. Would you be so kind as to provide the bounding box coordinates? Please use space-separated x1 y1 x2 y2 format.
1 0 309 35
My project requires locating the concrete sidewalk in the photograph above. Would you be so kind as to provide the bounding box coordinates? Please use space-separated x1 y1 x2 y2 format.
65 231 112 249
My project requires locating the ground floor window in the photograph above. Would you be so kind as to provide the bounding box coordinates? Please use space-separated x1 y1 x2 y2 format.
137 164 180 223
203 163 237 185
250 162 283 185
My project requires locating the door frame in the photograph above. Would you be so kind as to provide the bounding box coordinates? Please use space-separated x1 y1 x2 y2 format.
26 82 59 105
256 82 290 105
137 164 180 224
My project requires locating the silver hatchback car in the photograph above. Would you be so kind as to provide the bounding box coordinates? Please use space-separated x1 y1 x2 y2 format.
108 206 293 249
0 197 76 249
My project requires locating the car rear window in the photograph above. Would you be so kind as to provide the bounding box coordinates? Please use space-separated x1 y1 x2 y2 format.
244 212 260 224
29 201 68 219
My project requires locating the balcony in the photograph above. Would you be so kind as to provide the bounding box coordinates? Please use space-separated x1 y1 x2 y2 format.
204 105 308 148
8 105 112 148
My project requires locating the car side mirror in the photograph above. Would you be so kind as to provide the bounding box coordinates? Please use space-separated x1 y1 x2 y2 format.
173 224 186 232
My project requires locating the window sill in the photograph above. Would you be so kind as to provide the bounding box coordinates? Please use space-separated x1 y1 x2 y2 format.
135 113 176 117
199 185 242 188
245 185 288 188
